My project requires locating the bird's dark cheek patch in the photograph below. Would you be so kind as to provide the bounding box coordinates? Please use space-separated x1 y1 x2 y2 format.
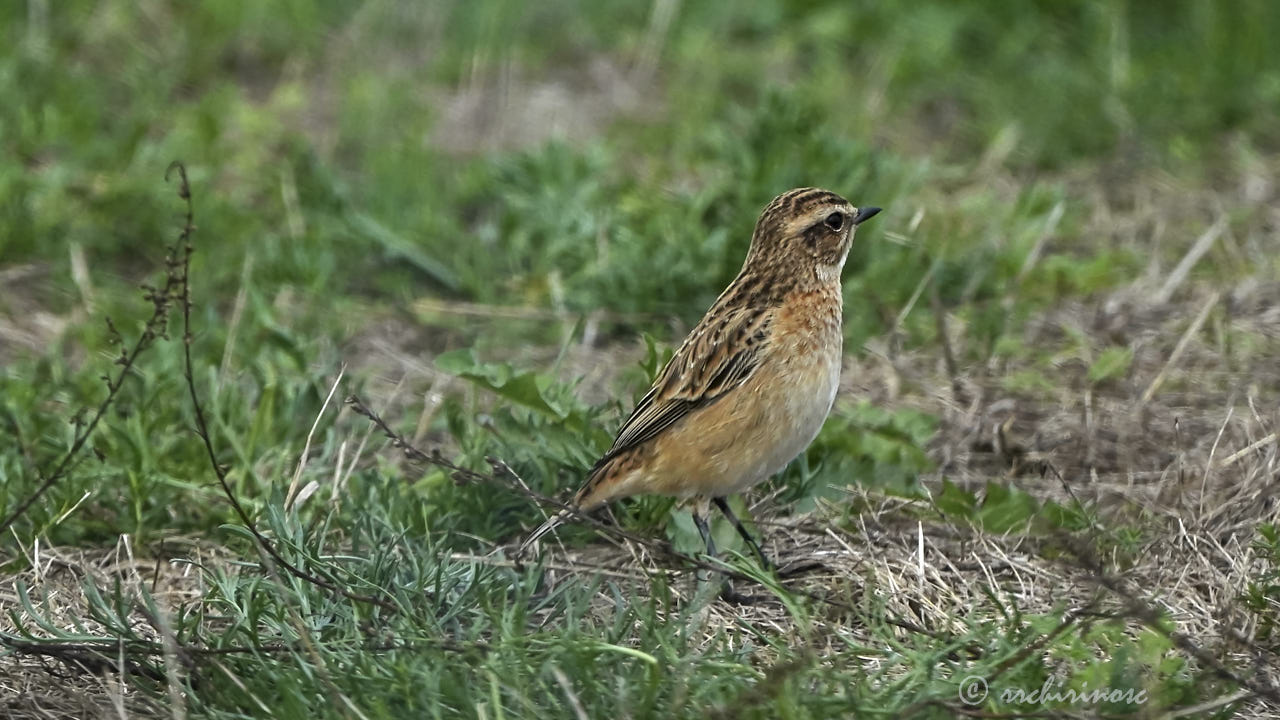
804 227 824 253
804 226 845 263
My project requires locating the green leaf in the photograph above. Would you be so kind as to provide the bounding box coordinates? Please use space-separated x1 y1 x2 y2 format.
978 482 1039 533
1088 346 1134 384
349 211 460 291
638 332 672 384
935 479 977 518
436 349 566 419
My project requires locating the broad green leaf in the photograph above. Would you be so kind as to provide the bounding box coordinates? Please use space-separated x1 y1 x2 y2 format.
978 482 1039 533
436 349 566 418
935 478 977 518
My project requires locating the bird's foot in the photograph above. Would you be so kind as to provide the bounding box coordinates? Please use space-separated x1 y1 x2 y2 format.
718 580 768 605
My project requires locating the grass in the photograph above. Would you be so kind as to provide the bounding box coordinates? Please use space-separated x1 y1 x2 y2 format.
3 0 1280 717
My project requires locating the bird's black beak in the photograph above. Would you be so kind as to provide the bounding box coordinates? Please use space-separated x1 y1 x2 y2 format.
852 207 882 225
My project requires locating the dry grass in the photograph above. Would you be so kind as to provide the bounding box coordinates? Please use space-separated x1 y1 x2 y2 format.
1 538 223 720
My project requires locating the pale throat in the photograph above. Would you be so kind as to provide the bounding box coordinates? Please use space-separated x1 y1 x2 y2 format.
814 246 849 286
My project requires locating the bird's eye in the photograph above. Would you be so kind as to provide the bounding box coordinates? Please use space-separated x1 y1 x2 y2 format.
823 212 844 231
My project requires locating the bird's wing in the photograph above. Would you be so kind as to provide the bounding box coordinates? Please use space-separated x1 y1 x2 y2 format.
603 305 773 459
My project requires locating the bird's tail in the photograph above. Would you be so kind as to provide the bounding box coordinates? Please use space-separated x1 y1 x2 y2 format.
517 455 624 557
516 508 573 557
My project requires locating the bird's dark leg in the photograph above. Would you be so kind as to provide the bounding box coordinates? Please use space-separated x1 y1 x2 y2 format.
713 497 773 571
692 509 717 558
689 502 760 605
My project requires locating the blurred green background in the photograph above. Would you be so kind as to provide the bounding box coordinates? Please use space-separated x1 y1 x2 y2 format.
3 1 1280 717
5 0 1278 325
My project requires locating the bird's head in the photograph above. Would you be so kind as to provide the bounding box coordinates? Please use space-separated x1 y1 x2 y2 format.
747 187 880 275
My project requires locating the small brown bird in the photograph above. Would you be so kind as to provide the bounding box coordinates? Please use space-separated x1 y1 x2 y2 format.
520 188 881 567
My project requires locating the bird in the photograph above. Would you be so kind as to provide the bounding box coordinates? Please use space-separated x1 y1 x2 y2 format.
519 187 881 571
